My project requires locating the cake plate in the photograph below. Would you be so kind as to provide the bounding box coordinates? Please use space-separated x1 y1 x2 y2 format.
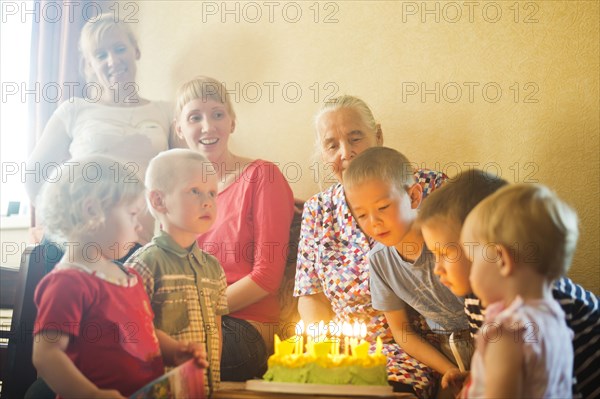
246 380 396 397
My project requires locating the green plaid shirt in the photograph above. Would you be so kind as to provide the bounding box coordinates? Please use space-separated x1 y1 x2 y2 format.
126 231 228 394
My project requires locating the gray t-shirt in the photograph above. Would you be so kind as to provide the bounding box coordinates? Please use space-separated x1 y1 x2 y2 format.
369 243 468 332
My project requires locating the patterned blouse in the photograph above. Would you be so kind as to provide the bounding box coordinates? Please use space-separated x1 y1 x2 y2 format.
294 170 447 399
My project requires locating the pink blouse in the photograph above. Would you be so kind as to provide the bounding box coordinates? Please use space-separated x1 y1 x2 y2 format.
197 160 294 323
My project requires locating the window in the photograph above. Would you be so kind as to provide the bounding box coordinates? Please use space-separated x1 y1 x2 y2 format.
0 16 32 217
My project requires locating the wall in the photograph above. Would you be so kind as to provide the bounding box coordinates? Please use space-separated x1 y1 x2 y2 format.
0 216 30 269
134 1 599 293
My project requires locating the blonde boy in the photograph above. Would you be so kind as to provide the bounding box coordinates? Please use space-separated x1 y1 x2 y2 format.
126 149 228 395
419 170 599 398
343 147 470 394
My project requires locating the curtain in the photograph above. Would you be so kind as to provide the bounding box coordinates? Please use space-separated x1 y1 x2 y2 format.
27 1 89 151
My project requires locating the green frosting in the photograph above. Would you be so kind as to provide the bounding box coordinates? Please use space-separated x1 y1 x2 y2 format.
263 363 388 386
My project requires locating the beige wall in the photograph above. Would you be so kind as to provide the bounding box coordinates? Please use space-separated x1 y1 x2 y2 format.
135 1 599 293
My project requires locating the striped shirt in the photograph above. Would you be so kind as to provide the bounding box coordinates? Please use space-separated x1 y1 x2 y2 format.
126 231 229 396
464 277 599 398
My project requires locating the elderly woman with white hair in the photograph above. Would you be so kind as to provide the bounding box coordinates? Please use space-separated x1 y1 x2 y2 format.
294 95 446 399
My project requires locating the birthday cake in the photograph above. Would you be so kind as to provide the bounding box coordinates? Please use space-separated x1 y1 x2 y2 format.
262 332 388 386
262 352 388 386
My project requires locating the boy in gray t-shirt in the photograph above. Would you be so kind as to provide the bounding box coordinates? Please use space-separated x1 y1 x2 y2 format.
368 243 467 332
344 147 471 397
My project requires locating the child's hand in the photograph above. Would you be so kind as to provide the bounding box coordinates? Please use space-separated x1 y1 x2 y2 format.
172 341 209 368
441 367 469 391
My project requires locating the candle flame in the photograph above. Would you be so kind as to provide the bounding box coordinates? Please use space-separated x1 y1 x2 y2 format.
353 321 360 337
306 321 319 338
329 321 341 337
360 322 367 339
342 321 353 337
318 320 326 337
296 320 304 335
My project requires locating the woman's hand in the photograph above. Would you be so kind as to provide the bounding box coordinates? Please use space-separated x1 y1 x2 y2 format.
298 293 334 326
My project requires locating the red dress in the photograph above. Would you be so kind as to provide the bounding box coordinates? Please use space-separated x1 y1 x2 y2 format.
34 265 164 397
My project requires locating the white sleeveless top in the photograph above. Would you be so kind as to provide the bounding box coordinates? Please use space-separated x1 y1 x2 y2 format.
54 97 172 177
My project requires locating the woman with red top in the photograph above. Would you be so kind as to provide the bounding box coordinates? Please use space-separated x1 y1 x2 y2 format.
174 76 295 381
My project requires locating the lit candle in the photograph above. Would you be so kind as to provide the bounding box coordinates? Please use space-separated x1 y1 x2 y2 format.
307 320 318 343
295 320 304 355
342 322 352 356
329 321 341 356
351 322 361 354
317 320 326 342
375 336 383 356
353 321 361 340
305 334 311 355
360 322 367 342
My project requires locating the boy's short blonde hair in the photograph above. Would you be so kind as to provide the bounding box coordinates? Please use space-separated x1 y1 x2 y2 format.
417 169 508 229
38 155 145 241
344 147 415 192
174 76 236 122
468 183 578 280
79 14 139 83
146 149 212 193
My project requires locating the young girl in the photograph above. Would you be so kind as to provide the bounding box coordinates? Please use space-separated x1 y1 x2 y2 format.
460 183 576 398
32 155 207 399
